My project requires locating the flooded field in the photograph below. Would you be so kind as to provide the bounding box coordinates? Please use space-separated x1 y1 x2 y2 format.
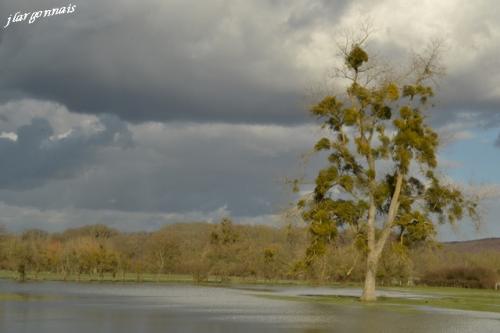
1 280 499 333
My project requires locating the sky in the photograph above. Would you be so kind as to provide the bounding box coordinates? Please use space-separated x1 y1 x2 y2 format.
0 0 499 241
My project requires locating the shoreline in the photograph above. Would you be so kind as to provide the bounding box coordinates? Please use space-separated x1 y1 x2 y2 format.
0 270 329 287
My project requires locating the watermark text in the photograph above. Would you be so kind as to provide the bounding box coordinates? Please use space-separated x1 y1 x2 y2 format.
3 4 76 29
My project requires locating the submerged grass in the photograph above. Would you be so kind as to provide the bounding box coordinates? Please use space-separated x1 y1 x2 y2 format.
0 292 55 301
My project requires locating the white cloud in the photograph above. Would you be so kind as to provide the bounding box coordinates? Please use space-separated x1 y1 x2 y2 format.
0 99 98 135
0 132 17 141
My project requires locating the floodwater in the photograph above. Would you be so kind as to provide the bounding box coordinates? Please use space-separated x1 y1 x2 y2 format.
1 280 499 333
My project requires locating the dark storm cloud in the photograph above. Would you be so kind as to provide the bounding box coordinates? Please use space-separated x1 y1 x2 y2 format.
0 114 131 189
0 0 352 124
435 47 500 127
1 0 500 127
0 121 319 216
2 0 499 126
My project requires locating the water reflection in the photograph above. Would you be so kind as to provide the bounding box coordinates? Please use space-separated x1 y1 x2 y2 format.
0 280 498 333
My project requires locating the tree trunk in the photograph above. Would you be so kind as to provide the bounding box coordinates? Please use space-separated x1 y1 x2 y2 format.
18 264 26 282
362 197 377 302
361 256 377 301
156 252 165 282
360 172 403 302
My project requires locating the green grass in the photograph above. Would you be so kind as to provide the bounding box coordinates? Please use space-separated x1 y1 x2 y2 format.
383 285 500 312
258 285 500 314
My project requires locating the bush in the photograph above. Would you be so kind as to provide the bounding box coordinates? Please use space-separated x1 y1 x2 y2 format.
420 266 498 289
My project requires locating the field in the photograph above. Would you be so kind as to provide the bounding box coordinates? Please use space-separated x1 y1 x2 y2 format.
1 269 499 314
263 286 500 313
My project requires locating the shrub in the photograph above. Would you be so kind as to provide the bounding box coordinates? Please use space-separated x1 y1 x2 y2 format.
420 266 498 289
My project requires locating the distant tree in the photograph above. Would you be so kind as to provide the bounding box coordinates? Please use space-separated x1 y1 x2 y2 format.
262 247 277 279
298 34 478 301
127 233 148 282
208 217 240 281
7 238 33 281
21 229 49 278
210 217 239 245
61 224 118 240
61 241 79 280
148 228 181 279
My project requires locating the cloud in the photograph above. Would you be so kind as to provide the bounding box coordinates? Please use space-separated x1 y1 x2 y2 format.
438 120 476 147
8 124 313 215
0 100 321 218
3 0 499 126
0 132 17 141
0 202 220 232
495 132 500 148
1 0 500 238
438 184 500 241
0 99 98 134
0 110 132 189
1 0 349 124
0 201 284 232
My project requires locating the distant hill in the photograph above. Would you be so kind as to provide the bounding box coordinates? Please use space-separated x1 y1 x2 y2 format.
443 238 500 253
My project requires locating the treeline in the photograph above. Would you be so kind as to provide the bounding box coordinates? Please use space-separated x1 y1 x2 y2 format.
0 219 499 288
